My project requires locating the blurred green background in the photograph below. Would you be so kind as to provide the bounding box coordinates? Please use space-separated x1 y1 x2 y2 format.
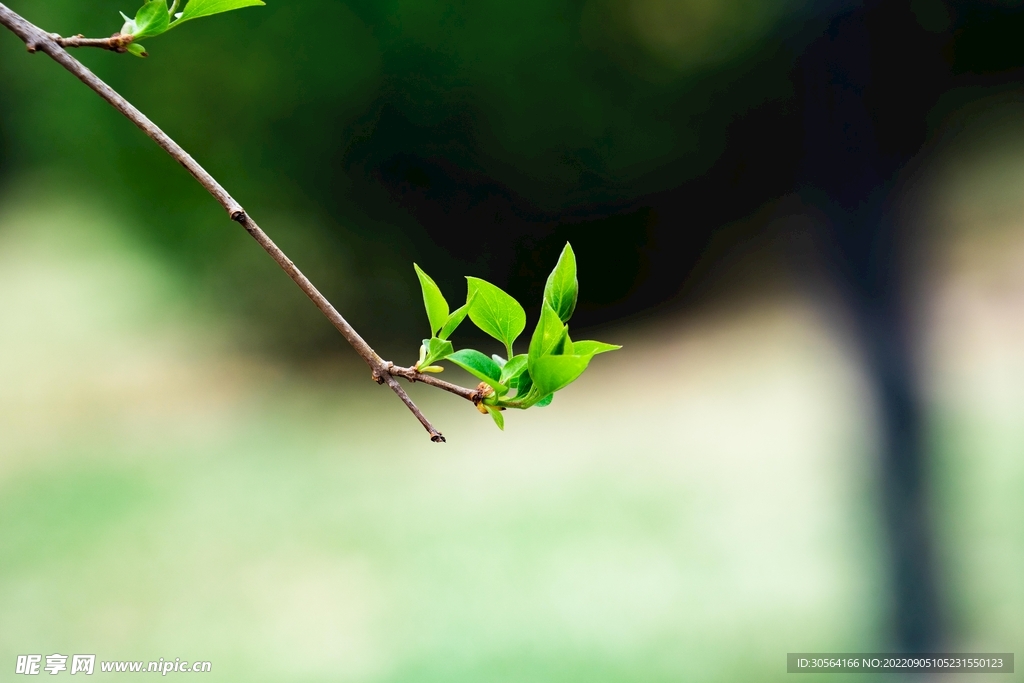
1 0 1023 680
0 0 817 356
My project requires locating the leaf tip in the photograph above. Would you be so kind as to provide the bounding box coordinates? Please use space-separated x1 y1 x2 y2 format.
486 405 505 430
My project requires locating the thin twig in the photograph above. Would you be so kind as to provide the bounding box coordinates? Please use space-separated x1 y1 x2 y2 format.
0 2 479 443
51 32 134 53
387 364 483 403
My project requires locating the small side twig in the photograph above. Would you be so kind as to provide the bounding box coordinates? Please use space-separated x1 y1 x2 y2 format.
387 364 483 404
50 32 134 53
0 2 482 442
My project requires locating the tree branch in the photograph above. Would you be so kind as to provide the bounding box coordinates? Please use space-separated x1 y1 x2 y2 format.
0 2 480 443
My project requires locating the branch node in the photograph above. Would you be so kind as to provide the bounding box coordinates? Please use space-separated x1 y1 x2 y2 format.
230 209 247 223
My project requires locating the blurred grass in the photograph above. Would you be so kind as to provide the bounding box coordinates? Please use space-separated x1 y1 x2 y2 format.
916 106 1024 661
0 184 891 681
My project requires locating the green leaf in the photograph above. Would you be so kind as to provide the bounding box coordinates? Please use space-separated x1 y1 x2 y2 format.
511 367 533 395
169 0 265 27
485 405 505 430
120 11 137 34
414 264 449 336
126 42 149 57
544 242 578 323
125 0 169 38
446 349 505 393
499 354 529 385
528 302 568 369
420 337 453 368
439 299 471 340
529 354 592 396
571 340 622 357
491 354 506 368
552 329 569 355
466 277 526 355
535 393 554 407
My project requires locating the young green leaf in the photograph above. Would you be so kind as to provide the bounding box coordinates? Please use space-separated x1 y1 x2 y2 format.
491 354 506 368
485 405 505 430
543 242 578 323
446 349 505 393
466 277 526 356
128 0 171 38
511 366 533 395
552 329 569 355
420 337 454 368
439 297 472 340
535 393 554 407
571 340 622 357
529 354 592 396
499 354 529 385
126 42 149 57
169 0 265 27
120 11 138 34
413 264 449 336
528 302 568 369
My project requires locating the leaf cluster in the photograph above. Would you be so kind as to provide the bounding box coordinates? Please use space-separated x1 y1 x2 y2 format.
116 0 264 56
412 244 620 430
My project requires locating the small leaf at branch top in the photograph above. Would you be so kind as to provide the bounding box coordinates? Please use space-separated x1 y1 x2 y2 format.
447 349 505 393
170 0 265 28
529 354 591 396
571 340 622 357
439 297 472 340
466 277 526 352
126 42 149 57
528 302 567 370
120 11 138 34
420 337 453 368
414 264 449 336
544 242 578 323
128 0 171 38
536 393 554 407
485 405 505 430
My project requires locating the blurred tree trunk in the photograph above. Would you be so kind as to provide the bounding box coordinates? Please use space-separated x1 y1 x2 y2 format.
798 0 947 651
